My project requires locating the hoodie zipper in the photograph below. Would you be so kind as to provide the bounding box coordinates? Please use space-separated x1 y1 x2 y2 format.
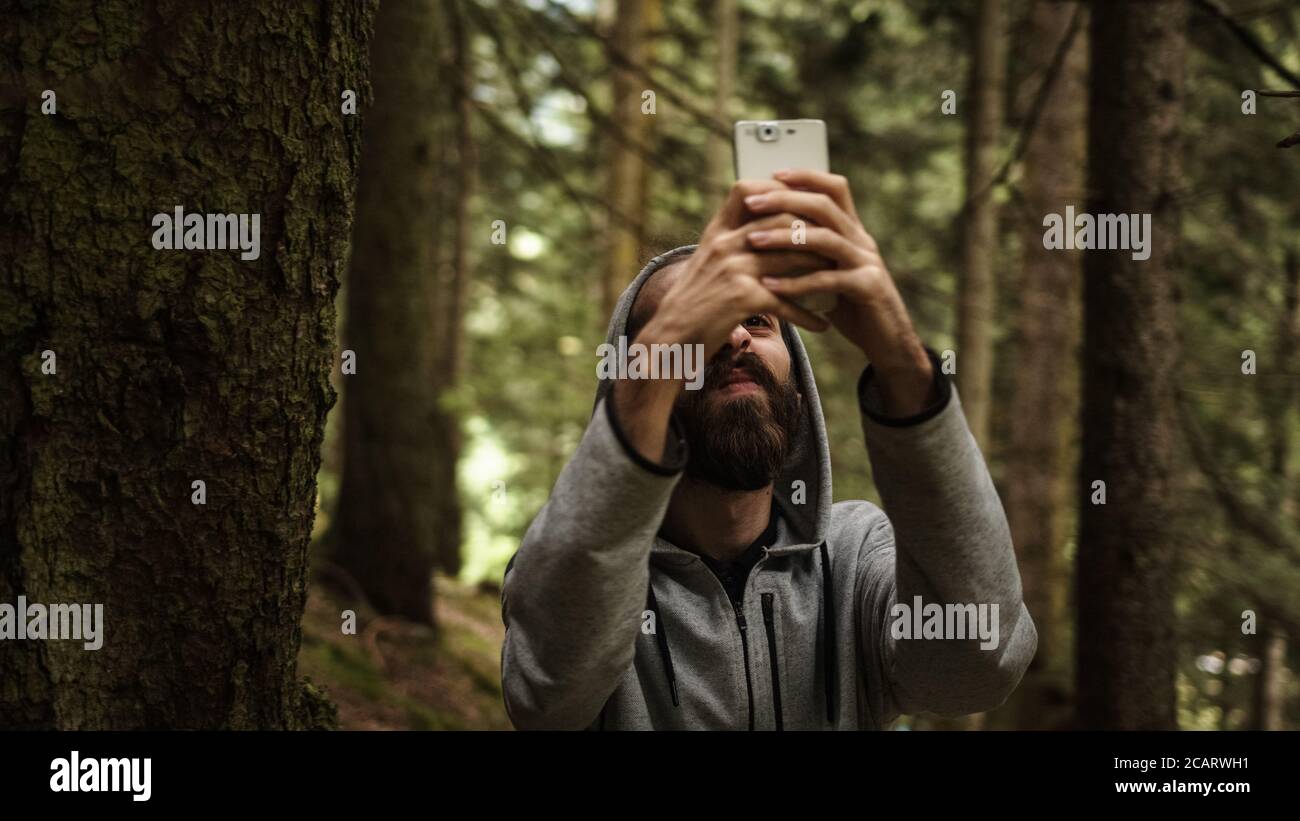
700 552 768 731
732 600 755 731
760 592 784 731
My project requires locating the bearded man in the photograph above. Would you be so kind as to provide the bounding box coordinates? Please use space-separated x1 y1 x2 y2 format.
500 171 1037 730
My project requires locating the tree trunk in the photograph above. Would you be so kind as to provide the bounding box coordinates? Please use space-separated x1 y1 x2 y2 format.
707 0 739 198
333 0 447 625
1252 630 1288 730
1251 250 1299 730
0 0 377 728
999 0 1087 730
1075 0 1187 730
956 0 1005 448
633 0 661 306
1266 249 1298 513
430 0 476 577
603 0 653 320
925 0 1006 732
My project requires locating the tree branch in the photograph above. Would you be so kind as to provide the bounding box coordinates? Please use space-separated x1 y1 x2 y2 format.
1178 389 1300 557
1194 0 1300 89
958 2 1086 216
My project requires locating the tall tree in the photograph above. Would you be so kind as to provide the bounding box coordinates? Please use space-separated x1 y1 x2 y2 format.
430 0 477 577
0 0 377 728
602 0 654 320
706 0 740 198
1075 0 1188 730
1252 630 1289 730
332 0 453 624
1253 248 1299 730
956 0 1005 448
1000 0 1087 730
932 3 1006 729
1266 249 1298 520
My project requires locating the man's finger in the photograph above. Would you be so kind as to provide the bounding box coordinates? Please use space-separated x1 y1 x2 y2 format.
741 189 857 237
746 224 868 268
739 250 834 277
760 269 850 298
715 212 810 252
772 168 858 217
712 179 790 231
764 294 831 333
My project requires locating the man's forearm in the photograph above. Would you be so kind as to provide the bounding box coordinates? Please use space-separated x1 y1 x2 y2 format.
609 316 689 465
501 383 686 728
864 332 937 418
858 385 1037 716
831 273 939 418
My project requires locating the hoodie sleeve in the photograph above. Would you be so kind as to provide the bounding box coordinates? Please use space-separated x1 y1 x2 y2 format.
855 356 1038 720
500 394 686 730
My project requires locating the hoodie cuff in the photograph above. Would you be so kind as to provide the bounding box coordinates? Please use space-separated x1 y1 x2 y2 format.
603 392 689 476
858 346 952 427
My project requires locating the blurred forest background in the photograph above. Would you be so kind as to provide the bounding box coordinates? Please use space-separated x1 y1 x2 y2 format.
2 0 1297 731
303 0 1300 731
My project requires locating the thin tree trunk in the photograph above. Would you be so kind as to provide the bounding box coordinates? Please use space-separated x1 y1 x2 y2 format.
333 0 446 625
1267 249 1298 510
1252 630 1288 730
603 0 653 320
1075 0 1188 730
707 0 739 198
1000 0 1087 730
0 0 377 728
956 0 1005 448
430 0 477 577
1252 250 1299 729
635 0 661 281
925 0 1006 732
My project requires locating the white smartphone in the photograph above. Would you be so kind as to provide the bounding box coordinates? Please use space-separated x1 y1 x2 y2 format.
733 119 829 181
733 119 837 313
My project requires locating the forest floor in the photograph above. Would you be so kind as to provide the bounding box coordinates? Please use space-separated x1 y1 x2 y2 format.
297 573 512 730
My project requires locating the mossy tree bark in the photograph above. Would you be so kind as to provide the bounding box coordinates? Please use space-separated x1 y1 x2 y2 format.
0 0 377 729
1075 0 1187 730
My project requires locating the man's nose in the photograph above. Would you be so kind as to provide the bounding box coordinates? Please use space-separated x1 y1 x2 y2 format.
721 323 753 355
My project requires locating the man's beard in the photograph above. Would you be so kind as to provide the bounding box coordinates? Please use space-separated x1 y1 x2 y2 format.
675 351 802 491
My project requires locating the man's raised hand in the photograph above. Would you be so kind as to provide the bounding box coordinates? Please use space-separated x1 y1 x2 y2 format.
742 168 936 415
643 178 834 360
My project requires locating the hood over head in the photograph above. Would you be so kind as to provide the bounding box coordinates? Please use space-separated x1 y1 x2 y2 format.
593 244 832 549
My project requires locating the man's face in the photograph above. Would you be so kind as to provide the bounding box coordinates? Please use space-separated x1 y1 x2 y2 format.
631 261 802 491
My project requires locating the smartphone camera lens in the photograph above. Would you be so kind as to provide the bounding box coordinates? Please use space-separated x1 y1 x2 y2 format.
757 123 780 142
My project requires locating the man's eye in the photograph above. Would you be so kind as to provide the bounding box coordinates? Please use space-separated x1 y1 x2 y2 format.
744 315 771 329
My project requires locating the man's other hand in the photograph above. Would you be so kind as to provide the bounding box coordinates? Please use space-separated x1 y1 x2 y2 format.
741 169 937 416
644 179 834 361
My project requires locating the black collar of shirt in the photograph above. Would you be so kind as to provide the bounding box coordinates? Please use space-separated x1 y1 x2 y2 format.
694 501 780 605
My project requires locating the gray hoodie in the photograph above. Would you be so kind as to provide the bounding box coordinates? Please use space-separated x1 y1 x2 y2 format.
500 245 1037 730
